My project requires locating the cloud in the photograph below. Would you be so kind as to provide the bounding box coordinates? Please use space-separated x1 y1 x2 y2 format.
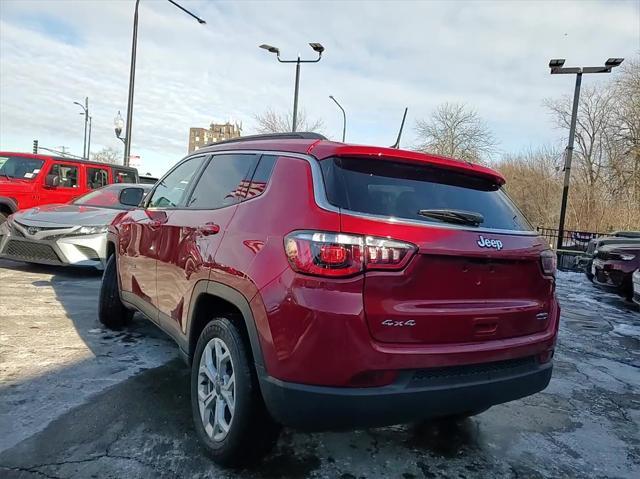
1 0 638 176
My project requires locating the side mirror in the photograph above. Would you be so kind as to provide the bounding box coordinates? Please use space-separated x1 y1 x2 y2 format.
119 187 145 207
45 174 60 187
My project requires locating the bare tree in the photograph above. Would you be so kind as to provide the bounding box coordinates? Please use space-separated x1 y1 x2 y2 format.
496 147 563 228
609 58 640 205
91 147 120 165
253 108 324 134
414 102 498 163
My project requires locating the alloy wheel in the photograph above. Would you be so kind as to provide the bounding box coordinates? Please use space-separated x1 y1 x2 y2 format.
197 337 236 441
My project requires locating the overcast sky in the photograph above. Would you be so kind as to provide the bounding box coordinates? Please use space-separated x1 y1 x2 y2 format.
1 0 638 176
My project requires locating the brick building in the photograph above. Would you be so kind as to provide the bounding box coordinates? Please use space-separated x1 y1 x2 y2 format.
188 121 242 153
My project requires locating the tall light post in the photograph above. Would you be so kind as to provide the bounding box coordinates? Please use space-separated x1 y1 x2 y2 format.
329 95 346 142
120 0 206 166
73 97 89 159
259 43 324 132
87 115 92 159
549 57 624 250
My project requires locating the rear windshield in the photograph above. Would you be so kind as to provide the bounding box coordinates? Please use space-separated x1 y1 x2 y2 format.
320 157 533 231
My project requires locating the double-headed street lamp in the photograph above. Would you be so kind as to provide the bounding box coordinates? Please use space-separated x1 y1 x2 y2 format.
118 0 206 166
260 43 325 132
73 97 89 159
329 95 346 142
549 57 624 250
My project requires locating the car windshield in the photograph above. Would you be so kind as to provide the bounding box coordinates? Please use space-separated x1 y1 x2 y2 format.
73 186 144 210
0 156 45 180
321 157 533 231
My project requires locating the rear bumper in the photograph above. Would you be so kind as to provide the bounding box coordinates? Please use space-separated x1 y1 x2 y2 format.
259 357 553 430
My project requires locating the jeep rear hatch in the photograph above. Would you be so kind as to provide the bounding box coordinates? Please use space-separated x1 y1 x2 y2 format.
319 156 555 345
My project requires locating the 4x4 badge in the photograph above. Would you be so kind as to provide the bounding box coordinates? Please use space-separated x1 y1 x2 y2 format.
382 319 416 327
477 235 503 250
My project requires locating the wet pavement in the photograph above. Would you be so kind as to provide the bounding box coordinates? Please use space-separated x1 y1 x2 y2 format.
0 260 638 478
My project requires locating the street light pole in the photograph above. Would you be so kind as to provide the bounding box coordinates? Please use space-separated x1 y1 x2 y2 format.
260 43 325 132
557 73 582 251
73 97 89 159
329 95 346 142
121 0 206 166
548 58 623 250
123 0 140 166
87 115 92 160
292 58 301 132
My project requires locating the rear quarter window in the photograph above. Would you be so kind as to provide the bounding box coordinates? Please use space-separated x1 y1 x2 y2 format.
320 157 533 231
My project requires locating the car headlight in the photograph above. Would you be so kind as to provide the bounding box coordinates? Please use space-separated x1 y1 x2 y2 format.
620 253 636 261
77 225 108 235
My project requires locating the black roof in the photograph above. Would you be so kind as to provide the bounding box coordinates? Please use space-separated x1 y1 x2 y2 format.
205 132 327 147
2 152 138 171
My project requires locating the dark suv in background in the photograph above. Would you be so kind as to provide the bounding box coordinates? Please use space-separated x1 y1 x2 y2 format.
577 231 640 281
99 133 560 466
592 243 640 300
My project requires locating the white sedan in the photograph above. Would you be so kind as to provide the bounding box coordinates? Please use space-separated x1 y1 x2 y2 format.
633 269 640 306
0 183 151 269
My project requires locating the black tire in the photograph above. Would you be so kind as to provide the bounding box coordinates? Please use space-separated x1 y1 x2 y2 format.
98 254 133 329
0 211 7 225
191 318 280 467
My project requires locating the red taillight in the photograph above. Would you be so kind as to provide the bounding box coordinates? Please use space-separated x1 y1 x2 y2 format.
284 231 416 277
540 250 557 277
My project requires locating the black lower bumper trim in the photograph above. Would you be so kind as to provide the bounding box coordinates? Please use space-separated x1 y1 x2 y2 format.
259 361 552 430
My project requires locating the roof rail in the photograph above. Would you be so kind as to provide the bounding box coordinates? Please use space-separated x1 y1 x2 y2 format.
206 132 327 147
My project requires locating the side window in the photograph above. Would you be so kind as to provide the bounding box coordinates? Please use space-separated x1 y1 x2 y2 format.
147 156 206 208
50 164 79 188
113 168 137 184
87 167 109 189
246 155 277 199
187 154 259 209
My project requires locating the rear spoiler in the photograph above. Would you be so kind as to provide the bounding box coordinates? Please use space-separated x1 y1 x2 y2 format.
308 144 506 186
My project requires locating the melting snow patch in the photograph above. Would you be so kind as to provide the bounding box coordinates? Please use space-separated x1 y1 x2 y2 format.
613 324 640 340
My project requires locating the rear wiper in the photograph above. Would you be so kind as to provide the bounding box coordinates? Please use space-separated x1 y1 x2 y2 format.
417 209 484 226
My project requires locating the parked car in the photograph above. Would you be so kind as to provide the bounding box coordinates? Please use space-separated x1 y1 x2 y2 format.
0 152 140 224
0 183 151 269
592 244 640 300
633 269 640 306
98 133 560 466
577 233 640 281
139 174 159 185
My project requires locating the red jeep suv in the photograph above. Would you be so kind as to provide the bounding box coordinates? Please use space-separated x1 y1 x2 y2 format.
99 133 559 466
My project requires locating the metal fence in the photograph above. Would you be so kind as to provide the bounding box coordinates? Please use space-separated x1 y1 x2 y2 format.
537 227 608 272
536 227 605 252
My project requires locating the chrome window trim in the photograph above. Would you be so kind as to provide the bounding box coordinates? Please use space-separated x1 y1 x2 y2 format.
173 148 539 238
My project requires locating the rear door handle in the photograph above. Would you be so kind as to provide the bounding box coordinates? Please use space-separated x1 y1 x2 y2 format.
199 223 220 236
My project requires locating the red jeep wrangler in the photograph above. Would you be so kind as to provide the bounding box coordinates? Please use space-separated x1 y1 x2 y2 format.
98 133 559 466
0 152 139 223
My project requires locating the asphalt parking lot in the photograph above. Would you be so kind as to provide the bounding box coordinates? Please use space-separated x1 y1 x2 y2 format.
0 259 638 479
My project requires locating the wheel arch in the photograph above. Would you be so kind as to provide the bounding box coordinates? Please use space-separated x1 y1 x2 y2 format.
186 281 264 372
0 197 17 216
